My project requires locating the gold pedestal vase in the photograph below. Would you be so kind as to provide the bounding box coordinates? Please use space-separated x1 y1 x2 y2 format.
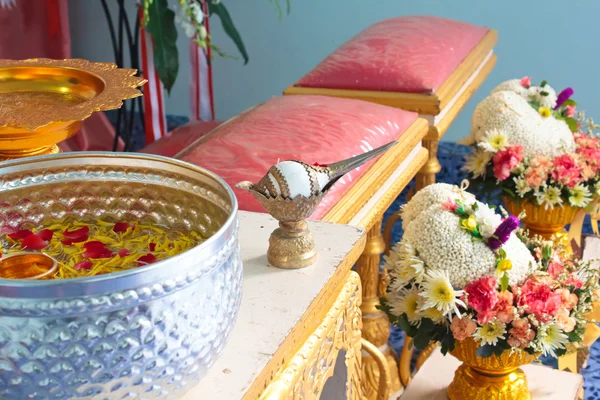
448 338 538 400
504 197 580 240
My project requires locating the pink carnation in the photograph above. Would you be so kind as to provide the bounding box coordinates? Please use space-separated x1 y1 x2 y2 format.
494 290 516 324
517 278 562 321
524 168 547 189
555 288 578 311
507 318 536 348
565 105 577 117
493 146 524 181
547 261 564 278
556 308 577 333
450 316 477 341
552 154 583 188
465 277 498 324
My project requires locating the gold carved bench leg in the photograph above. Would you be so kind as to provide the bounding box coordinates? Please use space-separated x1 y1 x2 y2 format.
415 139 441 191
356 218 401 399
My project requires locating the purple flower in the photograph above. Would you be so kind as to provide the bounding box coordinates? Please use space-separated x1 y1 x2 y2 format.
554 87 574 110
487 216 520 251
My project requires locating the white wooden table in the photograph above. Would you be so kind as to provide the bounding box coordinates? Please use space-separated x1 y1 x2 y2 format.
182 211 366 399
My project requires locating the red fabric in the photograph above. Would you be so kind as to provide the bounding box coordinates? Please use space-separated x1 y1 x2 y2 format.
141 120 222 158
177 96 418 220
0 1 123 152
297 16 489 93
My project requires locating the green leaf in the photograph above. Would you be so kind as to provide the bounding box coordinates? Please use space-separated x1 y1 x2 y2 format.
501 187 517 198
565 117 579 132
563 99 578 107
209 3 249 64
540 91 549 97
540 80 547 87
145 0 179 93
500 273 509 292
498 248 507 259
476 344 494 358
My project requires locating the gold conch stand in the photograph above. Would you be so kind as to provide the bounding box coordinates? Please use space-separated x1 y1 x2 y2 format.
0 58 146 160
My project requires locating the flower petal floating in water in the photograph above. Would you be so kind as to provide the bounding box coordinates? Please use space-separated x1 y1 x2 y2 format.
113 222 134 233
21 234 49 250
117 249 130 257
8 229 32 240
83 241 113 259
137 253 158 266
63 226 89 240
37 229 54 241
73 260 93 271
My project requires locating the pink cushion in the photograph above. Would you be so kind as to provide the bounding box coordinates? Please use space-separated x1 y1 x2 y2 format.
296 16 489 93
140 120 222 158
177 96 418 220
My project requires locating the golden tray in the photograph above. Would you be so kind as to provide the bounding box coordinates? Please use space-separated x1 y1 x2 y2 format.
0 58 146 160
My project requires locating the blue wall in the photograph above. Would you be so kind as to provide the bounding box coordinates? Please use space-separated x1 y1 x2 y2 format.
69 0 600 142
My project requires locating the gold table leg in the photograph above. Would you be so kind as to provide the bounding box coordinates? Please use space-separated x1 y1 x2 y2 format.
415 138 441 191
357 218 401 399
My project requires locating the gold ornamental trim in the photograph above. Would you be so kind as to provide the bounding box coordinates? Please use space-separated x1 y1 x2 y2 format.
504 197 580 238
0 58 146 131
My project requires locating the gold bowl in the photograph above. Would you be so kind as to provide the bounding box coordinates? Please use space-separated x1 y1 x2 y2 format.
0 252 58 280
504 197 580 239
0 58 146 160
448 337 539 400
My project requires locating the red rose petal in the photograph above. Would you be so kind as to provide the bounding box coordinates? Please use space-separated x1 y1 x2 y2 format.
113 222 134 233
84 247 114 259
117 249 130 257
63 226 89 240
83 241 107 250
73 261 93 271
37 229 54 241
61 238 73 246
8 229 33 240
149 243 156 252
137 253 158 266
21 234 49 250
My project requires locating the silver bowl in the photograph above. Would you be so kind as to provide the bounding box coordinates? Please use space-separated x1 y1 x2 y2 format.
0 152 242 399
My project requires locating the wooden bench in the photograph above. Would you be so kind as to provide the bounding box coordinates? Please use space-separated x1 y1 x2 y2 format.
284 16 497 190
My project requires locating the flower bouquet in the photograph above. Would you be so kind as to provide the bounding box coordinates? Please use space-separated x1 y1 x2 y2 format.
382 183 600 400
461 77 600 238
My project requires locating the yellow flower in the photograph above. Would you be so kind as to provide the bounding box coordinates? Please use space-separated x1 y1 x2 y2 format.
538 107 552 118
461 215 478 232
497 259 513 273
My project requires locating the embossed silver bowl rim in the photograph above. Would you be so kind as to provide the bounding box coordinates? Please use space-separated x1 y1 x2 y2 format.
0 152 238 300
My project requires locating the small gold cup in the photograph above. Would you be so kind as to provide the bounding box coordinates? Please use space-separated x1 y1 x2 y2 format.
0 252 58 280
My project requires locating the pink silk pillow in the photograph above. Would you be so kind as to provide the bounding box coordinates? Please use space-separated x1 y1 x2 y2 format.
296 16 489 93
177 96 418 220
140 120 222 158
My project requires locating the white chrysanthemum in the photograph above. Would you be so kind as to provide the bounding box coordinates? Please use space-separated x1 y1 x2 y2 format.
463 149 492 179
419 270 465 317
514 177 531 197
538 323 568 358
389 287 421 324
478 129 509 153
474 319 506 346
468 91 575 158
535 186 563 209
491 79 530 97
569 184 592 208
403 204 537 288
417 297 446 323
401 183 466 229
